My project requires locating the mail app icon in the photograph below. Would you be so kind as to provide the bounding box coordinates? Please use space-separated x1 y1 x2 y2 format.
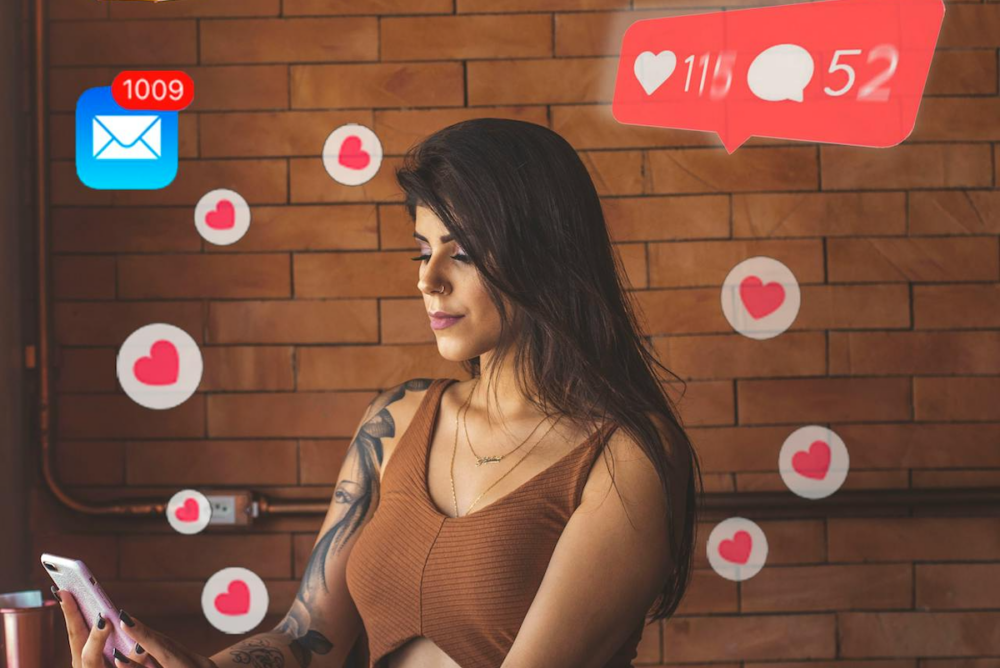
93 116 162 160
76 86 178 190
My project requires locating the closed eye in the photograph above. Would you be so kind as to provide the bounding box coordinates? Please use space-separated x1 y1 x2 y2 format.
410 253 471 264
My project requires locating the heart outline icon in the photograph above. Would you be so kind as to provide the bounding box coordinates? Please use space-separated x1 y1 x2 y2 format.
739 275 785 319
792 440 831 480
338 135 370 170
133 340 179 386
214 580 250 616
205 199 235 230
633 50 677 96
719 530 752 564
175 498 200 522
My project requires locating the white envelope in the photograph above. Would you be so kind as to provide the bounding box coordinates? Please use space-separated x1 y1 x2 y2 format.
92 115 161 160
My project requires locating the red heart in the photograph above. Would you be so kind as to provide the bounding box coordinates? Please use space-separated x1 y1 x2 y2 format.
214 580 250 615
206 199 235 230
174 498 199 522
719 530 752 564
792 440 831 480
739 276 785 319
338 136 370 170
133 340 179 386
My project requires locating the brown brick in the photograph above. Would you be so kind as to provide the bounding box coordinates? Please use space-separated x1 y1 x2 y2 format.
916 564 1000 610
913 284 1000 329
205 204 378 252
121 534 291 579
827 237 999 283
201 18 377 64
648 147 818 194
649 239 824 288
469 57 615 105
52 255 117 300
672 569 738 616
299 439 350 485
297 344 456 390
207 300 377 344
617 242 648 289
665 380 735 427
914 470 1000 488
374 107 547 154
738 470 910 493
34 534 119 581
200 346 295 391
460 0 627 11
690 425 794 473
914 377 1000 421
291 62 464 109
57 394 206 439
294 250 412 298
743 564 912 612
54 301 204 346
830 331 1000 375
207 391 375 438
379 204 419 250
200 110 371 158
49 20 197 66
909 191 1000 236
653 331 826 380
821 145 992 190
733 192 906 237
49 67 117 112
51 207 202 253
126 440 297 486
380 297 437 344
602 196 729 242
187 66 290 111
582 150 644 196
834 423 1000 469
925 50 997 96
738 377 911 425
283 0 451 15
840 612 1000 658
664 614 835 662
555 9 695 57
910 98 1000 142
939 4 1000 47
55 441 126 486
383 14 550 60
55 347 116 393
289 155 404 203
829 517 1000 562
50 0 107 20
118 253 291 299
109 0 280 17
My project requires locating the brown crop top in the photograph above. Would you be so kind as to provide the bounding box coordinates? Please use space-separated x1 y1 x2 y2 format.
345 377 646 668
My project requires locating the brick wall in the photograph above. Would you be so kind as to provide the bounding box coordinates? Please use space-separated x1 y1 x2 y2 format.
30 0 1000 663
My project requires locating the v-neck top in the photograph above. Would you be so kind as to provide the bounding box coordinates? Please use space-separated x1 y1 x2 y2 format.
345 377 646 668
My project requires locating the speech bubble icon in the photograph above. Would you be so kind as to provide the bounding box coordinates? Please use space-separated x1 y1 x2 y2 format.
747 44 814 103
611 0 946 153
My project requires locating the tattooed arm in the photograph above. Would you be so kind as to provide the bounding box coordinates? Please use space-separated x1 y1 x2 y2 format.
208 379 434 668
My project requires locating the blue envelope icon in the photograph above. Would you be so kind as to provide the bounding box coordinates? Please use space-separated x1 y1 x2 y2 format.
76 86 178 190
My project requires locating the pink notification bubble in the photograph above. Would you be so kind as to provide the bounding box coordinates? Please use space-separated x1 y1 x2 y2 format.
611 0 945 153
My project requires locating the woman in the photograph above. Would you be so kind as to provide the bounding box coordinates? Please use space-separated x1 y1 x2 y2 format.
56 118 703 668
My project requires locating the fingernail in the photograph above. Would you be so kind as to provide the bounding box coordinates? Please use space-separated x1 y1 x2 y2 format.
119 608 135 627
113 648 131 664
135 642 145 655
96 613 105 630
50 585 61 602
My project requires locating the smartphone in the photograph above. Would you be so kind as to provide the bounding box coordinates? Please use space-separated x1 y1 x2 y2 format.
40 553 136 664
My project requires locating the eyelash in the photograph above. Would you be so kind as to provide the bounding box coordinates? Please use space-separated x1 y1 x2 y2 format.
410 252 471 264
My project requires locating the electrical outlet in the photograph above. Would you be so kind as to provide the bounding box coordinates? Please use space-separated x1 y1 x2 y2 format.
203 490 254 527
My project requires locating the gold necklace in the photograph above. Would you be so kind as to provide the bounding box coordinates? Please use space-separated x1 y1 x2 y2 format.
462 378 548 466
450 380 564 518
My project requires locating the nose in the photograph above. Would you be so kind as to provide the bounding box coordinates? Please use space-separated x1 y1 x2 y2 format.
417 256 450 296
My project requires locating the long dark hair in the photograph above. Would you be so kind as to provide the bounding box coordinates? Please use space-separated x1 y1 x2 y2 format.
394 118 703 624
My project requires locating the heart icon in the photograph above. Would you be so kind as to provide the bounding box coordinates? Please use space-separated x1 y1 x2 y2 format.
205 199 235 230
792 440 831 480
338 136 370 170
133 340 179 386
175 498 199 522
739 275 785 319
633 50 677 96
719 530 752 564
214 580 250 615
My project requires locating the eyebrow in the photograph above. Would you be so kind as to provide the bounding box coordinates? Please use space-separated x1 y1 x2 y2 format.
413 232 455 243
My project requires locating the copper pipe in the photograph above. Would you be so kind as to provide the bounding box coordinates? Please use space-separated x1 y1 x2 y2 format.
29 0 998 521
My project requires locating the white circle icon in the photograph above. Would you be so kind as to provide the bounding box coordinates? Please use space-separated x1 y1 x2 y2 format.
322 123 382 186
117 324 202 409
202 567 269 634
721 256 801 340
194 188 251 246
166 489 212 535
707 518 768 581
779 425 850 499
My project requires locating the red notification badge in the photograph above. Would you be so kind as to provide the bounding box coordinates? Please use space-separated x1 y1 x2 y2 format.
111 70 194 111
612 0 945 153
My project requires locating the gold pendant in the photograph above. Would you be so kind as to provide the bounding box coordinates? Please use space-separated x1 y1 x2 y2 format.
476 455 503 466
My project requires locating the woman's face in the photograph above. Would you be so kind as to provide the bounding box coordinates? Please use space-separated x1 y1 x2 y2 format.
414 205 501 363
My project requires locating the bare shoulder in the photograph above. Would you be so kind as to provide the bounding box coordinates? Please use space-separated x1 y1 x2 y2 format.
368 378 447 481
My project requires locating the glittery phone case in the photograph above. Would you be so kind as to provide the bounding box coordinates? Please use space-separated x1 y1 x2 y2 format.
41 553 135 665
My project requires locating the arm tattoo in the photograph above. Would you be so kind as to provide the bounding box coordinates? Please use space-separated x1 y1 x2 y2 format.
269 379 435 668
228 637 285 667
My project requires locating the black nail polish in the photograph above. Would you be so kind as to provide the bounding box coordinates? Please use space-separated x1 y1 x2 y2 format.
50 585 61 602
96 613 105 630
135 642 145 655
119 608 135 627
113 648 131 664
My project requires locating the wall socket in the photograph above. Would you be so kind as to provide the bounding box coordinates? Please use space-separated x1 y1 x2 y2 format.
203 490 255 527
